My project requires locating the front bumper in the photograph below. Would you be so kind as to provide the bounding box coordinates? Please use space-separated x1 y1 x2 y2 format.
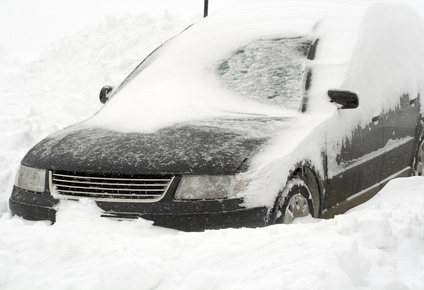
9 186 268 231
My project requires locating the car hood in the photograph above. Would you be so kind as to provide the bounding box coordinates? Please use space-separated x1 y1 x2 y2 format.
22 117 291 175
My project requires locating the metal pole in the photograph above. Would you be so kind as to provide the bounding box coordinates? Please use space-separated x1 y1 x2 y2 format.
204 0 209 18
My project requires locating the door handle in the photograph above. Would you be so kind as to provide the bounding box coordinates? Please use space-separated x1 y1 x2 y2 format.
372 115 380 125
410 98 417 107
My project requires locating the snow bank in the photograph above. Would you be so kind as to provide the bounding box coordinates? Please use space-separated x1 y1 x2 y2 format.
1 177 424 289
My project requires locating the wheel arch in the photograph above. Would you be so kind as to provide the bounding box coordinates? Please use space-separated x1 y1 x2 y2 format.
269 162 322 224
292 165 321 218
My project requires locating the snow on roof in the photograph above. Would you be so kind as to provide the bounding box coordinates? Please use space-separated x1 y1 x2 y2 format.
344 2 424 115
309 2 424 144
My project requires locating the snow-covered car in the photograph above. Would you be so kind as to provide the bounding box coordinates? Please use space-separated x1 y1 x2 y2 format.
9 2 424 230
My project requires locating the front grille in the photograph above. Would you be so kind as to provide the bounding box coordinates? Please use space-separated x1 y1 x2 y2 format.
49 171 173 203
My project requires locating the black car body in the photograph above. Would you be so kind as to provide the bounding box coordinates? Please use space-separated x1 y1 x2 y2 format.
10 2 424 230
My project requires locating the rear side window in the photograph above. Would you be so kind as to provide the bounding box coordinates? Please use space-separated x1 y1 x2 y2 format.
216 38 311 110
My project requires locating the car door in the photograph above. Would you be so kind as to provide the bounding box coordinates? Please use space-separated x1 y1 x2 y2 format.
324 108 384 214
380 94 420 182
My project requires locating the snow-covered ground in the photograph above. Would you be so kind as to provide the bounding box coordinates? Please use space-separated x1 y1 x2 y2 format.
1 0 424 289
1 177 424 289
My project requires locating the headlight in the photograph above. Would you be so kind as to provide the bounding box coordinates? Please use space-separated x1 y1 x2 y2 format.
14 165 46 193
174 175 248 200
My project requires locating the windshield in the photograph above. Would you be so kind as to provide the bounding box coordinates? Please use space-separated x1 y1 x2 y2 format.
114 37 311 111
216 38 310 110
87 4 325 134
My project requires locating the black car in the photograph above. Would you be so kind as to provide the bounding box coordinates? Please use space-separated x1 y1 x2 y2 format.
9 2 424 230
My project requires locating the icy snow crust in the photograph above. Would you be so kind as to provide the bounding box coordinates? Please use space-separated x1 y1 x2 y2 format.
2 0 424 288
23 118 290 175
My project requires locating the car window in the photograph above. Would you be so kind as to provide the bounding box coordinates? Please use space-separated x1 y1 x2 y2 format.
216 38 311 110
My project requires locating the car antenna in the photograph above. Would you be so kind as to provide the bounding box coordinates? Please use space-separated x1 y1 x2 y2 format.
204 0 209 18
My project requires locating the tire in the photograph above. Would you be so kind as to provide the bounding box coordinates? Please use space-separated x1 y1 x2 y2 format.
275 177 315 224
414 138 424 176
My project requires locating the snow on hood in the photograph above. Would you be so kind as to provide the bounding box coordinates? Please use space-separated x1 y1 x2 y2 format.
22 117 292 175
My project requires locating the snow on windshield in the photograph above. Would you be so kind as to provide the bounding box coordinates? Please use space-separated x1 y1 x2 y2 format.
84 3 325 133
216 38 310 110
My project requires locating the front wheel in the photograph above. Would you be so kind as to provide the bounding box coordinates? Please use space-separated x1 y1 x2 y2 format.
275 178 315 224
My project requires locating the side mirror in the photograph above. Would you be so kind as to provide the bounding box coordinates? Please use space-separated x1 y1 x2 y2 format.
328 90 359 109
99 86 113 104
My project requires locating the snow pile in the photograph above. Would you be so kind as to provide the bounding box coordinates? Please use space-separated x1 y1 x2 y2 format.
1 177 424 289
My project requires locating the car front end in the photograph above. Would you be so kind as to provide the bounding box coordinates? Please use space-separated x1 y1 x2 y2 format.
10 167 268 231
9 118 284 231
